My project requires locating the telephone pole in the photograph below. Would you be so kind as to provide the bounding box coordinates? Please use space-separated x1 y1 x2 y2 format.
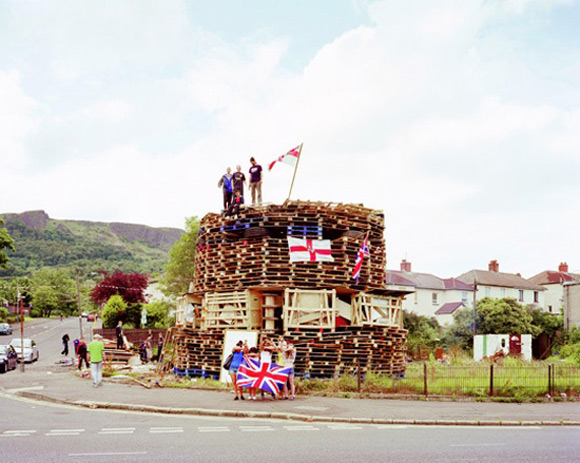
76 268 83 338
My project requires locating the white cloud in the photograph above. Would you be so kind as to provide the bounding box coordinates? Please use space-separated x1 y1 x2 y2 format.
0 70 38 169
1 0 580 278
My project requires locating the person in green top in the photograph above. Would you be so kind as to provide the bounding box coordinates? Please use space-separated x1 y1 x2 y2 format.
88 334 106 387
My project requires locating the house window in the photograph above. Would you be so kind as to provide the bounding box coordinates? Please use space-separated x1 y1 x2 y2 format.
500 288 506 298
533 291 539 303
461 292 468 304
432 293 438 305
518 290 524 302
549 305 553 313
485 287 490 297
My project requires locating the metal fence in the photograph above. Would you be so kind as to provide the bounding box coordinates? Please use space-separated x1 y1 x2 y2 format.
391 363 580 397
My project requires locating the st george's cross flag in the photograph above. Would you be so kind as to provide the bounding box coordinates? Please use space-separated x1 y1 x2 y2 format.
268 145 301 171
237 358 292 394
287 236 334 263
352 233 370 280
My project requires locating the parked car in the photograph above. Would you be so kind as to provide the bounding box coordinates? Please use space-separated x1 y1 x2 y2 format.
0 344 18 372
10 338 39 363
0 323 13 335
87 313 96 322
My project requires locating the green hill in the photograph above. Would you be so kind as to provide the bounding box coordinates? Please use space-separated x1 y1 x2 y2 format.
0 210 183 278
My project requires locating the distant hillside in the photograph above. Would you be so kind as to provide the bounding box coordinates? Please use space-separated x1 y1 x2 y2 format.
0 210 183 278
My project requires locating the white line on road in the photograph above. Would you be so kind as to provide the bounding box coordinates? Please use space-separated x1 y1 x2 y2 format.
50 429 85 433
149 427 184 434
283 425 320 432
198 426 231 433
46 432 82 436
0 430 38 438
100 427 136 431
239 426 275 432
68 452 148 457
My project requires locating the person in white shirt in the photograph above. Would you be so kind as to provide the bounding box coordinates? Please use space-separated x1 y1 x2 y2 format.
277 339 296 400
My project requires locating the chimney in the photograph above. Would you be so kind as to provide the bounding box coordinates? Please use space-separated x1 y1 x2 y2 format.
559 262 569 273
488 260 499 273
400 259 412 272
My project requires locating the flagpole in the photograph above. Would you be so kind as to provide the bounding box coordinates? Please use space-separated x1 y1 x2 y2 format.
287 143 303 201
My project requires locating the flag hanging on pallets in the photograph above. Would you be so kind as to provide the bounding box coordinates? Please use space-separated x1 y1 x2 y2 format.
237 359 292 394
268 145 301 171
352 232 370 280
287 236 334 263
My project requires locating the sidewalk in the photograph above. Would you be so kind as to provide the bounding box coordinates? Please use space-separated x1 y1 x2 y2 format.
1 369 579 425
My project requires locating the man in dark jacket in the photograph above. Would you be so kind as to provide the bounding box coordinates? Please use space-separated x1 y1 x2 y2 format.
61 333 70 356
77 338 89 370
115 321 124 350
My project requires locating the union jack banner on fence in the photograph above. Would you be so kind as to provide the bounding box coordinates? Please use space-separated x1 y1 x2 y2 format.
237 358 292 394
351 232 370 281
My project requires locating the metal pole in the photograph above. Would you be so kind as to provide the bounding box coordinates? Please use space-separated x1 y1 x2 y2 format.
472 279 477 337
423 362 428 397
548 364 552 397
489 364 494 396
76 268 83 338
287 143 304 201
357 358 362 393
17 278 24 372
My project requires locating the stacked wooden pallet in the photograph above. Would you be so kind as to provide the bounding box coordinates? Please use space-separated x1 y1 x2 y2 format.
194 201 387 293
165 325 407 379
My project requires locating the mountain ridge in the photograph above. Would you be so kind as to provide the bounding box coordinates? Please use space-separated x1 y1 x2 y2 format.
0 210 184 278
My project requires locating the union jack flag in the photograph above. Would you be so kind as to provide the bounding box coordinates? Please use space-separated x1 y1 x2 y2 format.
237 358 292 394
352 232 370 281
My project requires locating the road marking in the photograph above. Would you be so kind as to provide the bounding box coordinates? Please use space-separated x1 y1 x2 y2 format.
283 425 320 432
68 452 148 457
149 427 184 434
46 428 85 436
239 426 275 432
99 427 135 435
198 426 231 433
294 406 329 411
0 430 38 438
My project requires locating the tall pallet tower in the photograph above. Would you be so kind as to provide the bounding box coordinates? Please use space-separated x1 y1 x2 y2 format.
167 200 408 379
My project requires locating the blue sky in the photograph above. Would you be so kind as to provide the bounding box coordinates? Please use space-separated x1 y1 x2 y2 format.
1 0 579 278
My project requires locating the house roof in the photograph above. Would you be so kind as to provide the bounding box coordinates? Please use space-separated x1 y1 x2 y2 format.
456 270 545 291
386 270 474 291
435 302 464 315
528 271 580 286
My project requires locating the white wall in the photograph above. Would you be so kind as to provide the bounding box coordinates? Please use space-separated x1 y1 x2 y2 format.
542 284 563 313
475 286 544 308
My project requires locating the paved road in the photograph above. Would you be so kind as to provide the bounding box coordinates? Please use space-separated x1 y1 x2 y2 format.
1 394 579 463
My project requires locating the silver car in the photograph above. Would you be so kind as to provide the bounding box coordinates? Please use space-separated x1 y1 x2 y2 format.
10 338 39 363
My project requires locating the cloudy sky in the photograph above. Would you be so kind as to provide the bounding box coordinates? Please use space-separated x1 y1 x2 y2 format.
1 0 579 278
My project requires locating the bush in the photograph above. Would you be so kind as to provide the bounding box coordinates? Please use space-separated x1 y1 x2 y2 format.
0 307 8 322
559 343 580 366
101 295 128 328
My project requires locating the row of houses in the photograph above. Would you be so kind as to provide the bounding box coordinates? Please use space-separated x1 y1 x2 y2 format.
385 259 580 327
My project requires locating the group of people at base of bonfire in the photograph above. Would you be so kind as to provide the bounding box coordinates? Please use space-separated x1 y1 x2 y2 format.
229 337 296 401
218 157 263 216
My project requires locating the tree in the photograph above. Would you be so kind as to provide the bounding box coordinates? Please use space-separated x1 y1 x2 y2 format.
160 217 200 297
403 311 441 353
0 218 16 268
31 268 77 318
144 300 172 328
90 270 148 305
442 297 539 351
101 294 128 328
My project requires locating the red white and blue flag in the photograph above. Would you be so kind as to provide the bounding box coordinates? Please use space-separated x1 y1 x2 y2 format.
268 145 301 171
352 233 370 280
287 237 334 263
237 358 292 394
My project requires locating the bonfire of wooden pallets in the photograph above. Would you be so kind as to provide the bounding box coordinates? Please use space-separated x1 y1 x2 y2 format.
166 200 409 379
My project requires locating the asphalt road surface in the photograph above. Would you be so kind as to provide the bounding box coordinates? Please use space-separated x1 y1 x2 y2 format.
1 393 579 463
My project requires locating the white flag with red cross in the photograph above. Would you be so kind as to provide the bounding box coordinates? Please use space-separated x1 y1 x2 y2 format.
268 145 301 171
287 237 334 263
